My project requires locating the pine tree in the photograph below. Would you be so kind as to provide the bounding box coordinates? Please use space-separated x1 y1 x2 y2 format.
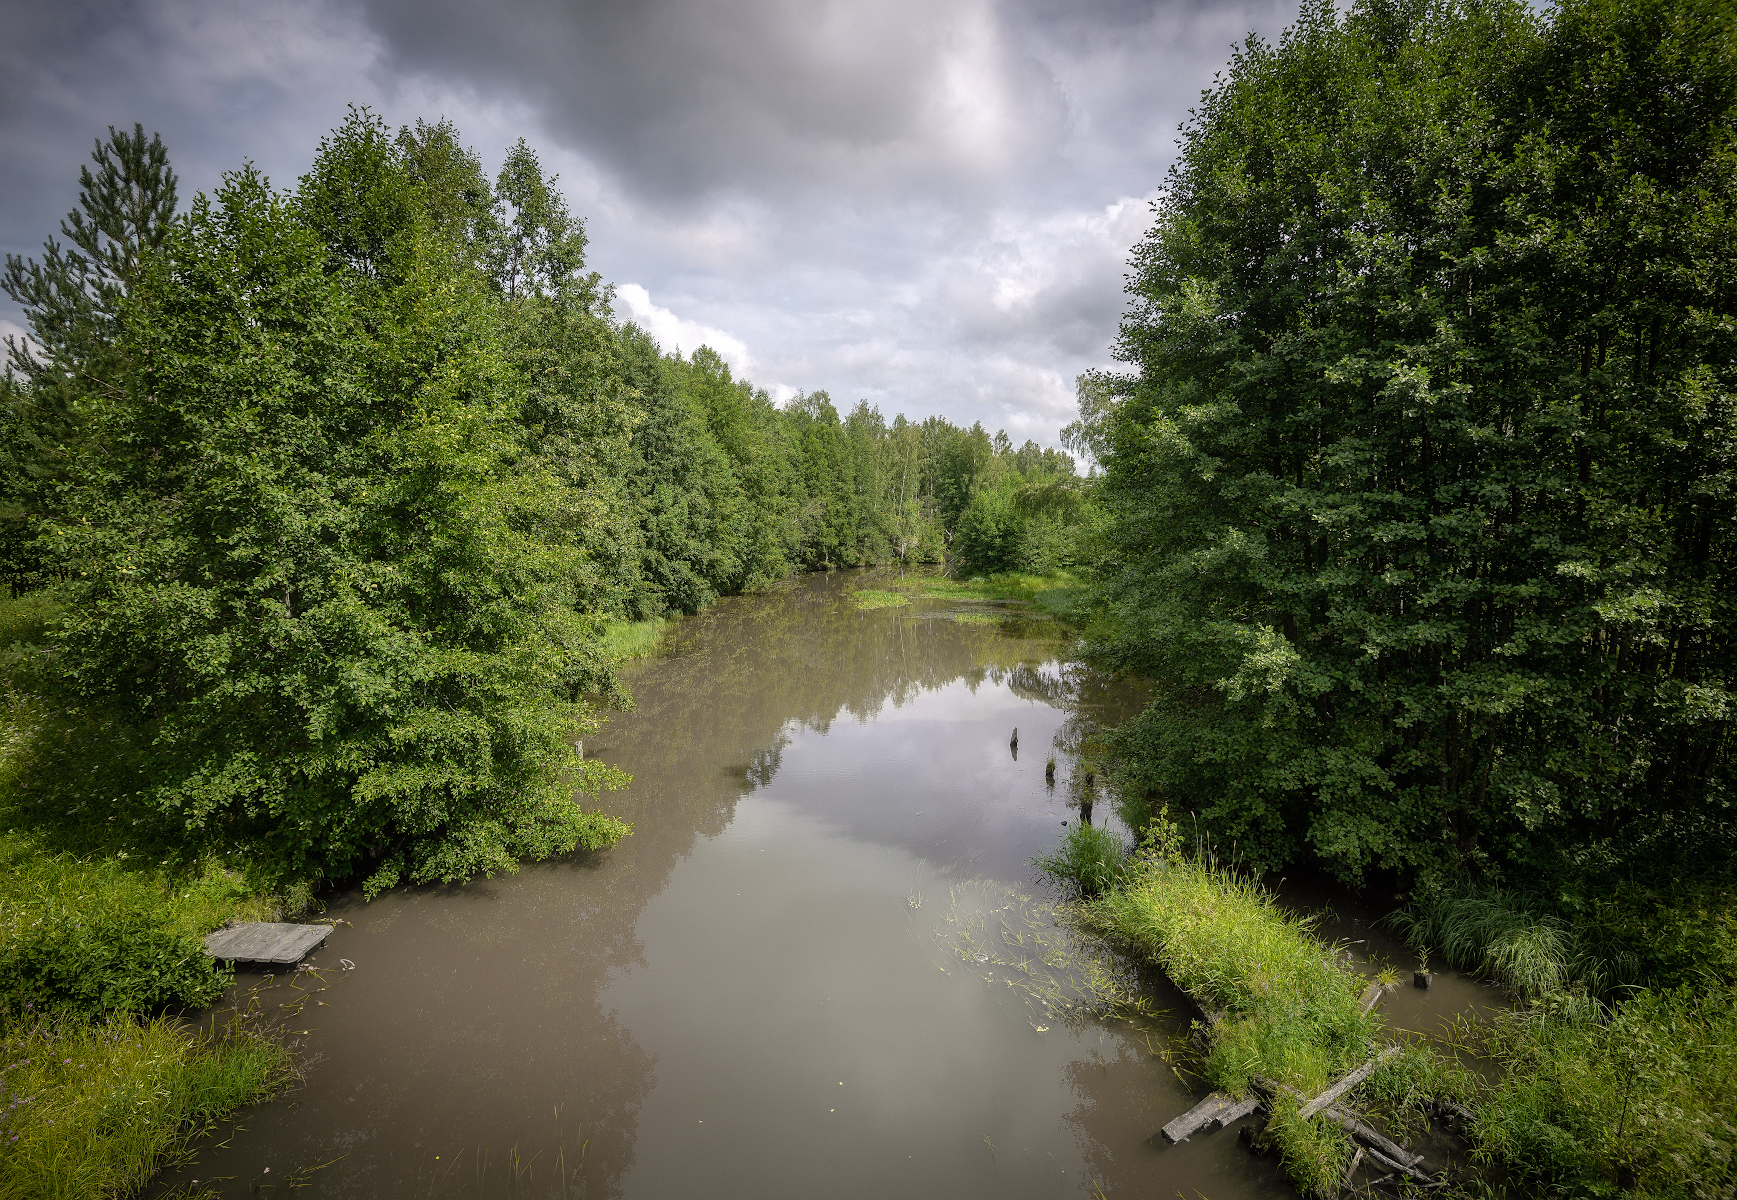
0 124 178 586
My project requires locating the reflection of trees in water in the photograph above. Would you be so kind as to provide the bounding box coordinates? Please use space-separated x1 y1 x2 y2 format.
605 571 1143 816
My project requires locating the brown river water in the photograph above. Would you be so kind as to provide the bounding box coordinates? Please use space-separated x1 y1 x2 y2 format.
152 570 1499 1200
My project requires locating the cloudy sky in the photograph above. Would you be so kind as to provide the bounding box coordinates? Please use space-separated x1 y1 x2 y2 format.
2 0 1302 446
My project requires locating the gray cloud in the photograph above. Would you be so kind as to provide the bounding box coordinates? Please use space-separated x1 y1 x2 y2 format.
1 0 1303 443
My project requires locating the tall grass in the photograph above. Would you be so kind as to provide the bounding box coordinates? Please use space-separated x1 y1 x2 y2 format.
0 1014 294 1199
849 590 907 610
1387 879 1639 1002
1033 823 1127 898
1478 985 1737 1198
1071 823 1382 1195
599 617 668 662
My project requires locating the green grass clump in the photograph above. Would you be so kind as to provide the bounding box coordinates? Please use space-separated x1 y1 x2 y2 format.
0 1013 294 1199
1477 985 1737 1199
1075 820 1378 1195
850 590 908 610
900 570 1081 610
1387 879 1639 1002
600 617 669 662
1033 823 1127 897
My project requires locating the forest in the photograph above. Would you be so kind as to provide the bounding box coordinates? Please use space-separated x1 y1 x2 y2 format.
0 110 1084 899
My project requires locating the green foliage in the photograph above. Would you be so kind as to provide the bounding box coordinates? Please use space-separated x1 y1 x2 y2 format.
0 109 1080 929
41 133 630 891
1478 986 1737 1198
0 1014 293 1199
1032 821 1127 897
1388 879 1642 1002
1076 824 1385 1195
1091 0 1737 887
0 915 227 1018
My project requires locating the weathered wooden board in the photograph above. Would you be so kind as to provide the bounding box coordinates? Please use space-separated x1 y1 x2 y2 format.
1162 1092 1237 1143
204 923 331 964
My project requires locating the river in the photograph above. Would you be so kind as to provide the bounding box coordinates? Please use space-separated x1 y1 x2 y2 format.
151 570 1495 1199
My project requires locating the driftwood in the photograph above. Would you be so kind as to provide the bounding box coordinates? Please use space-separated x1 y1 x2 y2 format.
1362 1143 1439 1186
1358 980 1397 1016
1343 1147 1364 1185
1162 1092 1239 1143
1248 1071 1428 1176
1299 1045 1400 1118
1211 1097 1262 1129
1324 1105 1425 1172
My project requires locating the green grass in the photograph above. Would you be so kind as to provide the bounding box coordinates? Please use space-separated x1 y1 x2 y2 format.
600 617 669 662
1478 986 1737 1198
895 570 1083 613
1033 822 1128 898
0 1013 294 1200
1387 879 1640 1003
1073 819 1386 1195
849 590 908 610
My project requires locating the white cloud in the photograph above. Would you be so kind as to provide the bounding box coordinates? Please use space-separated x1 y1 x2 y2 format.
616 284 755 382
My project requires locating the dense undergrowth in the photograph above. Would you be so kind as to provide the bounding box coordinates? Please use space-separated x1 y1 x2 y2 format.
0 1015 292 1200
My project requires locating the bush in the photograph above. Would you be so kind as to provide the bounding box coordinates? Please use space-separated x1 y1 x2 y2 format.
1478 985 1737 1198
0 915 229 1018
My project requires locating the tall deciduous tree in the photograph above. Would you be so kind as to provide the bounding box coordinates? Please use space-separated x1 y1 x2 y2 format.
1094 0 1736 885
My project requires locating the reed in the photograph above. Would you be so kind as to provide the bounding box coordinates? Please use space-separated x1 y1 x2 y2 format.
0 1013 294 1200
1032 823 1126 898
599 617 668 662
1387 879 1639 1002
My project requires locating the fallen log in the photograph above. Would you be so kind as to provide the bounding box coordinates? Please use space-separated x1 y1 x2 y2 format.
1358 980 1396 1016
1247 1072 1426 1174
1211 1096 1262 1129
1361 1143 1438 1186
1299 1045 1400 1118
1343 1146 1364 1186
1324 1104 1424 1171
1161 1092 1238 1143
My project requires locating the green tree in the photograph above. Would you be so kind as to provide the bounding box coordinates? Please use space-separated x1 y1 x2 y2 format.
46 147 627 891
1 124 180 587
1093 0 1736 885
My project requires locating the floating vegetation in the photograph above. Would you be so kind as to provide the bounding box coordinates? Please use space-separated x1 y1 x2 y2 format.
849 590 908 610
919 878 1165 1029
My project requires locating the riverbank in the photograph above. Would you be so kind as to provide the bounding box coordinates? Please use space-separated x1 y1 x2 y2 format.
0 590 304 1199
1038 815 1737 1198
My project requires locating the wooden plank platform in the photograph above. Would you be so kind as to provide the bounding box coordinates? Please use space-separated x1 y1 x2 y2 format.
204 923 332 964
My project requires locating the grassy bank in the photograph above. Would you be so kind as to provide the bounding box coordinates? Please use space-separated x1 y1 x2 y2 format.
0 1013 292 1200
1388 878 1737 1197
0 589 301 1195
1042 819 1462 1195
1043 811 1737 1197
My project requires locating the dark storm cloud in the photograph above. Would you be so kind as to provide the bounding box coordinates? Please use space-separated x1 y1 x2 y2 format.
355 0 1071 204
1 0 1304 438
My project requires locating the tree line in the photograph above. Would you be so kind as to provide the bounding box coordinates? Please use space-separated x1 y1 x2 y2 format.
1085 0 1735 911
0 110 1082 894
